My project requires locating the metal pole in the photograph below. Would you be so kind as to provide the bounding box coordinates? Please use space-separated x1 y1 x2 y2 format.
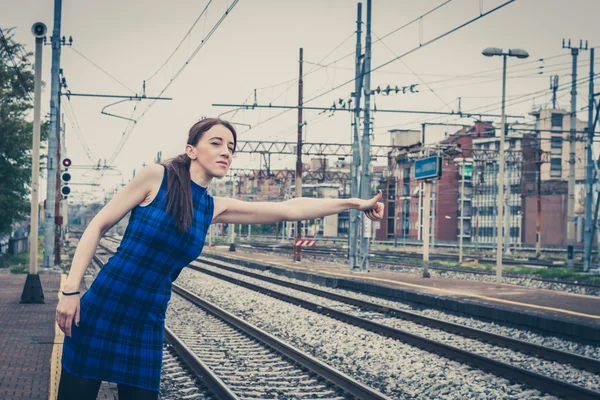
567 47 579 267
584 48 595 272
496 54 507 287
359 0 372 271
459 161 466 263
431 181 436 248
44 0 62 268
229 177 236 251
295 48 304 261
21 26 46 304
349 2 362 269
504 159 512 254
54 105 62 265
536 158 542 258
423 181 431 278
29 35 43 275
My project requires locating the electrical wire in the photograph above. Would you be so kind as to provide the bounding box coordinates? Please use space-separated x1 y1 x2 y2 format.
237 0 460 136
304 0 517 105
68 47 136 94
107 0 240 165
371 29 453 112
144 0 213 83
62 97 96 162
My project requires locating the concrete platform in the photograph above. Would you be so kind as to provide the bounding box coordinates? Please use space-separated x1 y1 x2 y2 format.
0 273 117 400
203 246 600 342
0 274 60 400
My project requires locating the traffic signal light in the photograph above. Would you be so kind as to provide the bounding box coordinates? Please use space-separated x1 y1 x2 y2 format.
61 158 71 198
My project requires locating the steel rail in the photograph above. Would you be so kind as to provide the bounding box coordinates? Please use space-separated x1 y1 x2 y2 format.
188 261 600 400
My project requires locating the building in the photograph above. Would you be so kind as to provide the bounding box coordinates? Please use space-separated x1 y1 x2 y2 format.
470 129 537 245
530 107 587 181
377 121 495 243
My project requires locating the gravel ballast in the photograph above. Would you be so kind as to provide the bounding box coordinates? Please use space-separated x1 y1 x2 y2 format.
176 268 557 399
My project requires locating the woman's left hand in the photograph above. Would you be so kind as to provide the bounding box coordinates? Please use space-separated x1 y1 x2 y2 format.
358 190 385 221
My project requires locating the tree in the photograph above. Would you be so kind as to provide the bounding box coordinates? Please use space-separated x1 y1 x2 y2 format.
0 27 48 235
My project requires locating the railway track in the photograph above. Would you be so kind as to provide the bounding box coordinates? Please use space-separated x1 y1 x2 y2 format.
180 258 600 400
99 238 600 399
243 241 600 290
95 244 388 399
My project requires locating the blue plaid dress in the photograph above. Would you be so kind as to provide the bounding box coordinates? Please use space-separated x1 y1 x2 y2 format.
61 166 213 390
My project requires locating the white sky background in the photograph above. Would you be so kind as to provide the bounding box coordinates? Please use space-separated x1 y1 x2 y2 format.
2 0 599 203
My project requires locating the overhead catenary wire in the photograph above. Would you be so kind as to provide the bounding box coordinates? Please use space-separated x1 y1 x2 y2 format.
68 47 137 94
238 0 516 138
62 97 96 162
107 0 240 165
304 0 517 105
396 72 599 129
144 0 214 83
371 28 454 112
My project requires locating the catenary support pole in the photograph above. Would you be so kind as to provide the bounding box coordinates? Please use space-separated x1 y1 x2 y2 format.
44 0 63 268
359 0 372 271
295 48 303 261
584 48 595 272
349 2 362 270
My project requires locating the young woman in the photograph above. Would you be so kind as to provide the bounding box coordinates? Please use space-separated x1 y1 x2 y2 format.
55 118 384 399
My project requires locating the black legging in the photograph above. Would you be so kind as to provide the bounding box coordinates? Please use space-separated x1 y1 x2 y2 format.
56 368 159 400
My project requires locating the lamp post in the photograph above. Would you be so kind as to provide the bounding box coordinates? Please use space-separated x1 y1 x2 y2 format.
482 47 529 287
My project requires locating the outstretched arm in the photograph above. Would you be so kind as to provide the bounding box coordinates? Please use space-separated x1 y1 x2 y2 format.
212 191 384 224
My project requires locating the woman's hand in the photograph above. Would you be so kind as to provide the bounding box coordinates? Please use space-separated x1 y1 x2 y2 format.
358 190 385 221
56 294 80 338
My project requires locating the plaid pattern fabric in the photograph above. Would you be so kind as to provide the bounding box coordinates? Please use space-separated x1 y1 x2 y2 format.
61 166 213 390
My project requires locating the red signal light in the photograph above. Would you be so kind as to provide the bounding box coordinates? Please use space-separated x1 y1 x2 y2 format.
62 158 71 167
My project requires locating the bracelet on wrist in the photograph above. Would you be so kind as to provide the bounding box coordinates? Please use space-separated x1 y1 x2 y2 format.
62 291 80 296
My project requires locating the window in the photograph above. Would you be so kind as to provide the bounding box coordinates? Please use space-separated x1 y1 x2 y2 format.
551 137 562 156
551 113 563 128
550 158 562 178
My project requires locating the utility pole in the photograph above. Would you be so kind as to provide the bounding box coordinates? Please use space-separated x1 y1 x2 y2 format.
536 155 542 258
359 0 372 271
422 180 431 278
431 182 436 248
229 175 236 251
44 0 62 268
21 22 47 303
496 54 507 287
564 39 587 267
504 159 512 254
295 47 304 261
349 2 362 270
54 108 63 266
458 159 466 263
584 47 595 272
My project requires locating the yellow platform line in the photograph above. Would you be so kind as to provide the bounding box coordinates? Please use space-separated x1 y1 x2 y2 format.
49 275 66 400
206 250 600 320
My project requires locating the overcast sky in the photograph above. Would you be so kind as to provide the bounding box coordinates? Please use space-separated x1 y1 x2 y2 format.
3 0 599 202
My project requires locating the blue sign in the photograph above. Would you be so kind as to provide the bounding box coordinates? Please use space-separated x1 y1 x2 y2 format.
414 156 442 180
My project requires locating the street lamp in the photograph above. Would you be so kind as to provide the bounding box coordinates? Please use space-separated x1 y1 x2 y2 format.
482 47 529 287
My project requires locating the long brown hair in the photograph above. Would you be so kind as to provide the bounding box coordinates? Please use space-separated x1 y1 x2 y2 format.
162 118 237 232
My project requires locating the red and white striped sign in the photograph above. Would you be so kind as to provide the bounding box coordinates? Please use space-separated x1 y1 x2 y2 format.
294 239 316 247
